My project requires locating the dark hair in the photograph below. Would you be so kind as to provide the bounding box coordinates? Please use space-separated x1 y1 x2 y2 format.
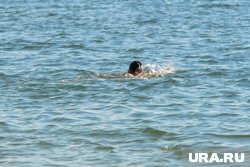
128 61 142 75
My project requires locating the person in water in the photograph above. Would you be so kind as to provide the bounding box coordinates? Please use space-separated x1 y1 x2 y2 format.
128 61 143 76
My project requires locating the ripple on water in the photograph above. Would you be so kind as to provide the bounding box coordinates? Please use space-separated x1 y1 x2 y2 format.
36 140 64 149
143 127 168 138
201 1 241 9
0 121 8 127
95 145 115 151
205 133 250 139
88 130 123 138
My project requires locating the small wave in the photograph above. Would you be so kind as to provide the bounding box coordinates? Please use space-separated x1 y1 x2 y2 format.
205 133 250 139
95 145 115 151
0 121 8 127
36 141 63 148
199 3 239 10
143 127 168 137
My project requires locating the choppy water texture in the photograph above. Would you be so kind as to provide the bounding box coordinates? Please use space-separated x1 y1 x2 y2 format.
0 0 250 166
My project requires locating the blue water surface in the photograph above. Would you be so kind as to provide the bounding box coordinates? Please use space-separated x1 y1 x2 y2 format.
0 0 250 166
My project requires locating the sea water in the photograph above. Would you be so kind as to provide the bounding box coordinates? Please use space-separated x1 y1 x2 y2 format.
0 0 249 166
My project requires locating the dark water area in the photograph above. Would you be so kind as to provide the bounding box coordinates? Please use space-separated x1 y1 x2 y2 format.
0 0 250 166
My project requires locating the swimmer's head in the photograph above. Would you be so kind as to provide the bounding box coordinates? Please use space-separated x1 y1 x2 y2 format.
128 61 143 75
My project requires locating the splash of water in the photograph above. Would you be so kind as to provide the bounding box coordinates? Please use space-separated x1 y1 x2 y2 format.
122 64 175 79
142 64 175 77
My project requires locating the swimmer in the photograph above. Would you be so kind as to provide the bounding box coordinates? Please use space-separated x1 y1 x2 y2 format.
127 61 143 76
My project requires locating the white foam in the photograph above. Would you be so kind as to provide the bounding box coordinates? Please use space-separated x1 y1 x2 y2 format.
141 64 175 77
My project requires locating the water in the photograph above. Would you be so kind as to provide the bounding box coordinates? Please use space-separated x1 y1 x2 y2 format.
0 0 249 166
